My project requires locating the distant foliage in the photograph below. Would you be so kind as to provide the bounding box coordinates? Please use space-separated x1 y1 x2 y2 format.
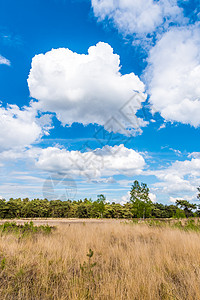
0 184 199 219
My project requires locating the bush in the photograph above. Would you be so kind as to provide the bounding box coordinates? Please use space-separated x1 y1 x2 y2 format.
0 221 55 236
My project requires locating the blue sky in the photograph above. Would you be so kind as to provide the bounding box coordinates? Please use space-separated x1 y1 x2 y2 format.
0 0 200 204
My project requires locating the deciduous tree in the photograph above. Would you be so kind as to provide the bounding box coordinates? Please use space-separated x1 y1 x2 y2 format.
130 180 153 219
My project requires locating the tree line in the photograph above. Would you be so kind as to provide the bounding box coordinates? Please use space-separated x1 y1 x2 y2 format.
0 181 199 219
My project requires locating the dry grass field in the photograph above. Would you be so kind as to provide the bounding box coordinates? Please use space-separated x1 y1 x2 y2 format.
1 219 200 299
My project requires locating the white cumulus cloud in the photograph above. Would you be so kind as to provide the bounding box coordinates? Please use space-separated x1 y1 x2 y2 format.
28 42 147 135
36 144 145 179
146 156 200 198
145 25 200 127
91 0 184 38
0 102 52 152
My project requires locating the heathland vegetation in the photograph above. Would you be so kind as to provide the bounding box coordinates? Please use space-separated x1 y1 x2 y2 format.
1 220 200 299
0 182 200 299
0 181 199 219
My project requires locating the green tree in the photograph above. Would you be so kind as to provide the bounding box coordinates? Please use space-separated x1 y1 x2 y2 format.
122 203 133 219
96 194 106 218
175 200 196 218
151 203 166 218
6 198 23 218
165 204 177 218
0 199 7 219
174 207 186 219
49 200 64 217
77 202 91 218
22 199 50 217
130 180 153 219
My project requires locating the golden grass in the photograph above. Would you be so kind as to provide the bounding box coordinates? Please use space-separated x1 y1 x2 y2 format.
1 221 200 299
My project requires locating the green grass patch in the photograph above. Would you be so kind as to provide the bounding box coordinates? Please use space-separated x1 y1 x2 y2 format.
172 219 200 232
129 218 200 232
0 221 55 236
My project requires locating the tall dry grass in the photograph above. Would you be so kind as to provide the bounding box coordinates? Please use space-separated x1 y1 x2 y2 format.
0 221 200 299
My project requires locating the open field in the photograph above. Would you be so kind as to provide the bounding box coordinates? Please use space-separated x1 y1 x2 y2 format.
1 220 200 299
0 218 122 226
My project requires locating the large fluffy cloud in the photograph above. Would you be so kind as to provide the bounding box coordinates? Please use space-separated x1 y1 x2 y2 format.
91 0 183 38
28 42 147 135
145 25 200 126
36 144 145 179
0 103 52 152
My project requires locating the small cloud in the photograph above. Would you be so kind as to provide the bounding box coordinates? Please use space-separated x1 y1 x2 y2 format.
0 102 52 152
90 177 116 184
0 54 10 66
169 148 182 156
149 192 157 203
169 196 177 203
120 191 131 205
188 152 200 159
158 123 166 130
169 195 195 203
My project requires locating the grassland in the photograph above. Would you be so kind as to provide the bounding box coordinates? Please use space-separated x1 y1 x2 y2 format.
0 219 200 299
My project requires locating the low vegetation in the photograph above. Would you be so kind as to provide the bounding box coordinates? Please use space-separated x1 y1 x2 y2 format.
0 221 54 236
1 220 200 299
133 218 200 232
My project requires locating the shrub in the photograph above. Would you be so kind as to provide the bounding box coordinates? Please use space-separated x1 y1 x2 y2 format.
0 221 55 236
